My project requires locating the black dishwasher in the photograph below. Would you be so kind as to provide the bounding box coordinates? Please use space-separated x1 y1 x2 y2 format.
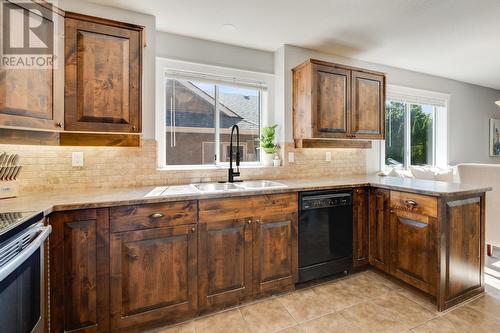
298 190 353 283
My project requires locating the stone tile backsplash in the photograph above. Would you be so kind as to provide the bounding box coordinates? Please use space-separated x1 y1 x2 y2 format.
0 140 366 194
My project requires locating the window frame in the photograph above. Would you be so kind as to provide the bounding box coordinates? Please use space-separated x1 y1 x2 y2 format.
381 85 450 170
155 58 274 170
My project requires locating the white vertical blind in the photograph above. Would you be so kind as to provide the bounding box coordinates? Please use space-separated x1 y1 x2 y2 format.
164 69 268 91
387 85 449 107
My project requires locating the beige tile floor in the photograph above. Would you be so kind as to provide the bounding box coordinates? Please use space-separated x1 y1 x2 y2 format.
146 268 500 333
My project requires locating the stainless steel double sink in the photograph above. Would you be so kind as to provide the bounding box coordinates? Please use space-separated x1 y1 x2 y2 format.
191 180 287 193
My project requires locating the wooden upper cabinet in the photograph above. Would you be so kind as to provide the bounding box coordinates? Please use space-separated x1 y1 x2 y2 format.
64 12 142 133
293 59 385 146
0 2 64 131
313 65 350 137
351 71 385 139
49 209 110 333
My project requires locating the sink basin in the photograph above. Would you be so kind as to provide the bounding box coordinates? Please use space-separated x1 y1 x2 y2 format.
192 182 242 192
239 180 287 189
191 180 287 193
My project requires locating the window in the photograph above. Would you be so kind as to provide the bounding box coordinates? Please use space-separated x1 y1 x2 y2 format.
385 101 435 167
162 72 265 167
383 85 449 169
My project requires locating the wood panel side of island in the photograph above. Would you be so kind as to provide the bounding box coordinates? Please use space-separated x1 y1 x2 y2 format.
437 192 485 311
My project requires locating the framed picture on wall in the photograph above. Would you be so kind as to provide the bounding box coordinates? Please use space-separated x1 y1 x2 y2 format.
490 118 500 156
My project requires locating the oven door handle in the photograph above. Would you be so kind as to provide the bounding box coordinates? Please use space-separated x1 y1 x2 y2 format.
0 225 52 282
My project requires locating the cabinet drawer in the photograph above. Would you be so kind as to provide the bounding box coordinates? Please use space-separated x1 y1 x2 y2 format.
390 191 438 218
199 193 298 222
110 201 197 233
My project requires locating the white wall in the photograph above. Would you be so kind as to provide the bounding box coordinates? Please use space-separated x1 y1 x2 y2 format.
156 32 274 74
278 45 500 172
58 0 157 139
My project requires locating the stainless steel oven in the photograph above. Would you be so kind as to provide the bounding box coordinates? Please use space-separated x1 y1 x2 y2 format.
0 212 51 333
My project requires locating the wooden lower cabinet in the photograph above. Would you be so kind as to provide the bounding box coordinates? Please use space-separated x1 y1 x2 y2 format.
389 209 437 294
198 193 298 310
49 209 110 333
352 188 369 267
440 194 484 310
109 225 198 331
369 188 391 272
253 212 298 296
198 218 253 311
47 189 486 332
369 190 485 311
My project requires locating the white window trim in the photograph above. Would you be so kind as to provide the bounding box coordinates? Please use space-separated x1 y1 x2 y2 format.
380 85 450 170
155 57 274 169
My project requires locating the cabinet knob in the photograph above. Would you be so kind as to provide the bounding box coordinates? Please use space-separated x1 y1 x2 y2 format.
149 212 164 219
256 219 261 224
55 122 63 128
247 219 252 225
191 227 196 232
131 126 136 132
403 199 418 207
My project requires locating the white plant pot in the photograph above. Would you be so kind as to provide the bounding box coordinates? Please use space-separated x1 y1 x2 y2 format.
262 153 274 166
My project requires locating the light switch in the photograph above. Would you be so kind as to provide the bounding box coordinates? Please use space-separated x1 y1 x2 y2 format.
72 152 84 167
288 152 295 163
326 152 332 161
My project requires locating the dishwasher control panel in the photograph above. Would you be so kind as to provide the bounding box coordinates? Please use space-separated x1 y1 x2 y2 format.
300 192 352 210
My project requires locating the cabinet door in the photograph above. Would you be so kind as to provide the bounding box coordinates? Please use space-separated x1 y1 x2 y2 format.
253 212 297 296
49 209 109 333
198 218 253 311
369 188 391 272
353 188 369 267
390 209 437 294
65 13 142 133
351 71 385 139
0 2 64 130
110 225 197 330
312 64 350 138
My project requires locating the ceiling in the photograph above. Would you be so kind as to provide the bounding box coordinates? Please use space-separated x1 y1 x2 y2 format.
88 0 500 90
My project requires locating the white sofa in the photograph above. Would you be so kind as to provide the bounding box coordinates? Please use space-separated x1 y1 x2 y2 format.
457 163 500 251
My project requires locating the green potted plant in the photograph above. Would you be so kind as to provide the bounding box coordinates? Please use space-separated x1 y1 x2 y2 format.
260 124 278 166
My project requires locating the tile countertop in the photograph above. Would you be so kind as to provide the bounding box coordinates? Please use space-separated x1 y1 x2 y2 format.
0 175 491 215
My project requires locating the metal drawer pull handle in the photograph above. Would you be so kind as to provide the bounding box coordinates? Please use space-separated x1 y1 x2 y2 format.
404 200 418 206
150 213 164 219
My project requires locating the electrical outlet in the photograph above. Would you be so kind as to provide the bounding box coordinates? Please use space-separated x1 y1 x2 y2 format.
288 152 295 163
326 152 332 161
72 152 84 167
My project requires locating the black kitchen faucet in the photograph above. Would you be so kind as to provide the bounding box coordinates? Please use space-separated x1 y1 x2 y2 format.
228 124 240 182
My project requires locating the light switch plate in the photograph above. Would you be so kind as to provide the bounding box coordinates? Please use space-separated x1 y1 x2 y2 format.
288 152 295 163
72 152 84 167
326 152 332 161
